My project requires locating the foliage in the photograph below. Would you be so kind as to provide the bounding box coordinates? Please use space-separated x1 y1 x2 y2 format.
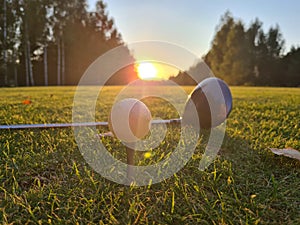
204 12 288 86
0 0 137 86
281 46 300 86
171 11 299 86
0 86 299 224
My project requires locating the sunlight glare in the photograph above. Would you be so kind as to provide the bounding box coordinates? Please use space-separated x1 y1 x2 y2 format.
137 62 158 80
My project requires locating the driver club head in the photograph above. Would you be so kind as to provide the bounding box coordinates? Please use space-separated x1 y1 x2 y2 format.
182 77 232 129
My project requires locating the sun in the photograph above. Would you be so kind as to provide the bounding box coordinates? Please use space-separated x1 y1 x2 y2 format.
136 62 158 80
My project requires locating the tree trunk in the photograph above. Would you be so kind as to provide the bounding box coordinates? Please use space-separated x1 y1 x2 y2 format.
3 0 8 86
27 38 34 86
14 64 18 87
61 39 65 85
13 50 18 86
24 9 34 86
44 46 48 86
57 38 61 85
24 40 29 86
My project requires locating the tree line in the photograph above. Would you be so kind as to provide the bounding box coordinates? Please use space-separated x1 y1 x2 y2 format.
170 12 300 87
1 4 299 87
0 0 137 86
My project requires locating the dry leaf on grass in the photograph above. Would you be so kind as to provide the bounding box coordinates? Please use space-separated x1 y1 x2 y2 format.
269 148 300 161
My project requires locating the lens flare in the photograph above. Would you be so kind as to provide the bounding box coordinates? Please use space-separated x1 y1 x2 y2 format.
137 62 158 80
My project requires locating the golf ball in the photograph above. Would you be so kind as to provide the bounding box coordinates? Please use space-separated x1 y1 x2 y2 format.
109 98 152 143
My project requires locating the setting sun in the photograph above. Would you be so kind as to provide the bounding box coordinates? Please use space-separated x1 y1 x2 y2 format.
137 62 158 80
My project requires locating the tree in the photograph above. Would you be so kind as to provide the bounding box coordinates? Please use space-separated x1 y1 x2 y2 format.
204 11 235 81
62 0 136 85
50 0 87 85
204 12 250 85
282 46 300 86
169 71 196 85
223 21 251 85
245 18 263 84
0 0 136 86
0 0 19 86
3 0 7 85
254 25 285 85
204 12 286 86
14 0 51 86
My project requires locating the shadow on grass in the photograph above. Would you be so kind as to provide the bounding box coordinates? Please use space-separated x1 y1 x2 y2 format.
0 127 299 224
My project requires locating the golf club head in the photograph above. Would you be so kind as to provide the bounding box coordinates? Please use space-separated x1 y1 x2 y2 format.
182 77 232 129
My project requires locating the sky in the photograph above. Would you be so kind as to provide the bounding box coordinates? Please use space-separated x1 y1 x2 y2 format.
87 0 300 78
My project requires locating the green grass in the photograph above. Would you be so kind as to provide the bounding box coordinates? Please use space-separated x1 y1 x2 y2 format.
0 86 299 224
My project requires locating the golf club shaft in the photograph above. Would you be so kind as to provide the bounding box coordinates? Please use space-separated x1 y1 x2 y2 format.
0 118 181 130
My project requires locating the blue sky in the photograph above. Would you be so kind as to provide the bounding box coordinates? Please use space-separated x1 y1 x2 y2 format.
87 0 300 57
87 1 300 78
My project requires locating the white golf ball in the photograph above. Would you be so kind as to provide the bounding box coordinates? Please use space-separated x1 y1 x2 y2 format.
109 98 152 143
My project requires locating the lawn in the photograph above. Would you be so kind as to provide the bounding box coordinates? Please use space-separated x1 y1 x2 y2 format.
0 86 299 224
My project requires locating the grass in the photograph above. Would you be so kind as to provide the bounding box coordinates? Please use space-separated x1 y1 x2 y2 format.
0 86 299 224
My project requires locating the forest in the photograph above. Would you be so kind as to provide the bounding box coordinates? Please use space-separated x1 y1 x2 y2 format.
0 0 137 86
171 12 300 87
0 1 299 87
